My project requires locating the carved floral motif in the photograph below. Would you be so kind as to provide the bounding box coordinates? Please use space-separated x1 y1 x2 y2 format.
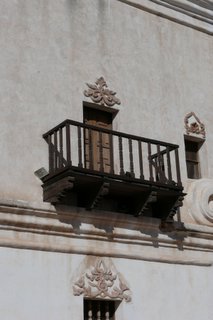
184 112 205 138
73 259 131 302
84 77 121 107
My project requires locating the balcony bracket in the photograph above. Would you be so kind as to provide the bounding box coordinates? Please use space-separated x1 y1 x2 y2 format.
166 194 186 222
87 181 110 210
135 191 157 217
43 176 75 204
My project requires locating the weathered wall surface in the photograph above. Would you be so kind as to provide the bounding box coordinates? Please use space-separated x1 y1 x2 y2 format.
0 1 213 319
0 0 213 204
0 203 213 319
0 248 212 320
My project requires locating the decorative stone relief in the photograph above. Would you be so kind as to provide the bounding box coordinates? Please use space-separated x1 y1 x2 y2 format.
185 179 213 225
73 259 131 302
184 112 205 138
84 77 121 107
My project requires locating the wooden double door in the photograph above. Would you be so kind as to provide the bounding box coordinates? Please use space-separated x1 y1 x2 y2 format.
84 107 113 173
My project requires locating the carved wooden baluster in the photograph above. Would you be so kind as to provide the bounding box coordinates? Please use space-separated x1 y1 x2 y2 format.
157 144 162 182
105 301 110 320
89 128 93 170
54 131 58 170
119 136 124 175
166 146 172 182
88 301 92 320
99 131 104 172
128 138 134 176
161 150 165 176
77 126 83 168
175 148 181 185
148 142 154 181
138 140 144 179
48 134 54 174
109 133 114 174
59 127 63 169
66 123 71 166
97 301 101 320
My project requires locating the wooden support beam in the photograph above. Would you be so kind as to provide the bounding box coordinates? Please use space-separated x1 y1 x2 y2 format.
87 181 110 210
166 194 185 222
43 176 75 204
135 191 157 217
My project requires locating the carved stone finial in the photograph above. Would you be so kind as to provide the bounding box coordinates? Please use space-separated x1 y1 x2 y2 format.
184 112 205 138
84 77 121 107
73 259 131 302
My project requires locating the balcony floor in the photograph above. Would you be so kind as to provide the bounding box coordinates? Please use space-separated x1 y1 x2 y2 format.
42 166 184 220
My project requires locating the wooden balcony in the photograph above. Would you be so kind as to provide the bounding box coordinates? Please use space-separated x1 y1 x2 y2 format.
42 120 185 221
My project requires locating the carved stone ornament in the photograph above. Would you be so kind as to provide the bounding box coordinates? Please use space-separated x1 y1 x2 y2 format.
73 259 131 302
185 179 213 225
84 77 121 107
184 112 205 138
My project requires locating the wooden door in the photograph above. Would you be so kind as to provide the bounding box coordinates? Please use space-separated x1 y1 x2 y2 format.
84 107 113 173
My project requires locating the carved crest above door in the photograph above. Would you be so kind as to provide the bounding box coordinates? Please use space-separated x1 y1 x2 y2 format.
84 77 121 107
184 112 205 138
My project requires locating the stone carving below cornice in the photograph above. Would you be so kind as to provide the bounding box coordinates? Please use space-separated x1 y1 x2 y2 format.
184 112 205 138
185 179 213 225
84 77 121 107
73 259 131 302
118 0 213 34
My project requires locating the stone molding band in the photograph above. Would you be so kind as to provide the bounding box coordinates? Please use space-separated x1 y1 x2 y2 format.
0 202 213 266
118 0 213 35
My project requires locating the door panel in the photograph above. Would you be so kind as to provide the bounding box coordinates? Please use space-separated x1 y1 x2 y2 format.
84 108 113 173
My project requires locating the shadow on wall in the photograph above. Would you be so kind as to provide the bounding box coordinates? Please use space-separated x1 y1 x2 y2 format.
54 203 187 251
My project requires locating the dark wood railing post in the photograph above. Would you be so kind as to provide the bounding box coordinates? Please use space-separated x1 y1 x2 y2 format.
54 131 58 170
157 144 163 182
48 134 54 174
119 136 124 175
128 138 134 176
166 146 172 182
77 126 83 168
148 142 154 181
59 127 63 169
99 131 104 172
66 123 72 166
138 140 144 179
175 148 181 185
88 128 93 170
109 133 114 174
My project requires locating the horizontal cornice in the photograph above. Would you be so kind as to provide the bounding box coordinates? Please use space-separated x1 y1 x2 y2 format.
118 0 213 35
0 202 213 266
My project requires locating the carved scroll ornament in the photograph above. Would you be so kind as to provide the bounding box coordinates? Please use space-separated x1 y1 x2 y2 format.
184 112 205 138
84 77 121 107
185 179 213 225
73 259 131 302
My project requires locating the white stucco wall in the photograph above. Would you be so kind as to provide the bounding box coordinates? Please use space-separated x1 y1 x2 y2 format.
0 0 213 204
0 248 212 320
0 1 213 320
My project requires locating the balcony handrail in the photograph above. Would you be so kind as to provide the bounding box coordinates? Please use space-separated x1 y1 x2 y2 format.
43 118 182 188
43 119 179 149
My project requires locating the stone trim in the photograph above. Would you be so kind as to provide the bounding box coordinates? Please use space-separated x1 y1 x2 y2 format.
118 0 213 35
0 202 213 266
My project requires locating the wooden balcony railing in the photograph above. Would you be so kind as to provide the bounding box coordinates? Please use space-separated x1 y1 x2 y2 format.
43 119 182 189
